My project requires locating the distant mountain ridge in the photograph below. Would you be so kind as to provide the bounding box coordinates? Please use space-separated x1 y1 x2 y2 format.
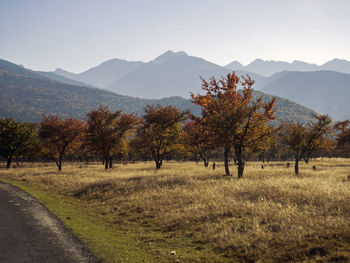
261 70 350 120
54 58 144 88
105 50 267 98
54 51 267 97
226 58 350 77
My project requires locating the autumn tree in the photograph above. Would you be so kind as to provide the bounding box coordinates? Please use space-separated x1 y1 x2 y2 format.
255 134 280 163
132 105 187 169
84 105 137 169
183 120 214 167
334 120 350 157
191 72 277 178
0 118 36 168
280 114 332 175
39 115 85 171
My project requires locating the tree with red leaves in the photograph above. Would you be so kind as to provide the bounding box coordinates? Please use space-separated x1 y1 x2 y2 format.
334 119 350 157
183 120 213 167
191 72 277 178
84 105 137 169
39 115 85 171
132 105 187 169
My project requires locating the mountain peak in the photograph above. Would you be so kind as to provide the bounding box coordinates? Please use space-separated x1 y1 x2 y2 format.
151 50 188 64
163 50 188 56
225 60 244 70
55 67 72 74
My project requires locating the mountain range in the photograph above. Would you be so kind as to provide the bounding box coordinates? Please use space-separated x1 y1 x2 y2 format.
0 57 315 124
54 50 267 98
226 58 350 77
51 51 350 120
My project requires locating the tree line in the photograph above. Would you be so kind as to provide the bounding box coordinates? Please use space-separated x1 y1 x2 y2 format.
1 72 349 178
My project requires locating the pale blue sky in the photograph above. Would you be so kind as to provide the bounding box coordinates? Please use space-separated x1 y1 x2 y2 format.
1 0 349 73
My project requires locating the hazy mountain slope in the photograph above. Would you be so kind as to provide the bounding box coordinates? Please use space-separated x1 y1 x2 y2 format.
225 61 244 70
225 58 350 77
76 58 144 88
261 71 350 120
226 59 319 77
36 71 94 87
107 50 266 98
54 68 78 80
321 58 350 73
54 59 144 88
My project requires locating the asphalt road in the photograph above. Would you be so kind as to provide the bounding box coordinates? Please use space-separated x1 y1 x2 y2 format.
0 182 98 263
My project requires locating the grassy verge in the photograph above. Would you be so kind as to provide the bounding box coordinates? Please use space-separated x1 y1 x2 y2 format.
0 177 225 263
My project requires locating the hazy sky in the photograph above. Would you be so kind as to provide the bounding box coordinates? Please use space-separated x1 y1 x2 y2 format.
1 0 350 73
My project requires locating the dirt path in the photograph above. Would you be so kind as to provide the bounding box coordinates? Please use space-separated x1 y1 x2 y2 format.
0 182 99 263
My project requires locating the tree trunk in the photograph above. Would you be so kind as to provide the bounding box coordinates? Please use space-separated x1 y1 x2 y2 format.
155 160 161 169
152 151 163 170
199 152 209 167
104 154 109 170
295 158 299 175
109 156 113 169
236 147 245 179
56 154 62 171
6 156 12 169
224 147 231 176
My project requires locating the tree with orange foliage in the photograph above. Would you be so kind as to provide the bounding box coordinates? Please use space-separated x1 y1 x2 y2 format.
191 72 277 178
334 120 350 157
39 115 85 171
183 120 213 167
132 105 187 169
84 105 137 169
280 114 332 175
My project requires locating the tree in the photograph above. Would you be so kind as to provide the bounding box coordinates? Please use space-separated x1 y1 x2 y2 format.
132 105 187 169
280 114 332 175
191 72 277 178
183 120 214 167
251 133 278 163
39 115 85 171
0 118 36 168
334 120 350 157
84 105 137 169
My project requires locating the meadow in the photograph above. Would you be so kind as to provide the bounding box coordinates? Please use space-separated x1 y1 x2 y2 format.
1 159 350 263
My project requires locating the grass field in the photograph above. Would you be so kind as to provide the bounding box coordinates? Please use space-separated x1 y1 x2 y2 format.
1 159 350 263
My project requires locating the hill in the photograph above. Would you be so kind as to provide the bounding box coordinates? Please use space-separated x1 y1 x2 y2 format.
261 71 350 120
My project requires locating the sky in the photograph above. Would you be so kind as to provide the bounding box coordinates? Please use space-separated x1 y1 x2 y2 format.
1 0 350 73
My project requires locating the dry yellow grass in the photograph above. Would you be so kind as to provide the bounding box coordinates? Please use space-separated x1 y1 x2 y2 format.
1 159 350 262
